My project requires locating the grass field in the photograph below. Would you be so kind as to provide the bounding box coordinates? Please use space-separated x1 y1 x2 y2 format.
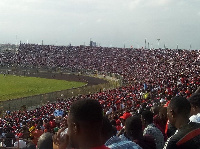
0 74 86 101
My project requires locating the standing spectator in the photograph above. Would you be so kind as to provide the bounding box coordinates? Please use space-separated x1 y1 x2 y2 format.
141 111 164 149
164 96 200 149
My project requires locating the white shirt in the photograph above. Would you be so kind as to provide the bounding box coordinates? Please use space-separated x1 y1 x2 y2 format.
14 139 27 149
189 113 200 123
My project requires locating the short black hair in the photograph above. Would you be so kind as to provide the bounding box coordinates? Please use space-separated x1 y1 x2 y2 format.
102 117 116 139
37 132 53 149
110 120 116 126
152 106 161 115
188 93 200 107
141 110 153 123
169 96 191 116
69 99 103 122
125 116 142 139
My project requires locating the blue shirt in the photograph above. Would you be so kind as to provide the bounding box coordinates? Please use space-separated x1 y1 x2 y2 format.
105 136 142 149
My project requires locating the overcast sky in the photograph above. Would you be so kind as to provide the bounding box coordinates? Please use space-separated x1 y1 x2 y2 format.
0 0 200 49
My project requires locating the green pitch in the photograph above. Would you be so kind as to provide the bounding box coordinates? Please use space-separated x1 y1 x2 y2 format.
0 74 86 101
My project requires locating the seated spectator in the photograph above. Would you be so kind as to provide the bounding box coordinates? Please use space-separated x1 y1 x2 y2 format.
164 96 200 149
14 136 26 149
30 125 43 145
125 116 156 149
21 121 30 140
188 93 200 123
37 132 53 149
102 117 142 149
4 127 16 147
29 121 36 136
141 111 164 149
117 111 132 140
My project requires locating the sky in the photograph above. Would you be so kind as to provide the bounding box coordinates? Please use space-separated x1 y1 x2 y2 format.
0 0 200 49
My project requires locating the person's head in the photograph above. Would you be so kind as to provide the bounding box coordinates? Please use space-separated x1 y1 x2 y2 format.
188 93 200 116
110 119 116 126
151 106 161 116
159 107 167 123
119 112 132 126
67 99 104 148
167 96 191 129
125 116 143 140
141 111 153 127
101 117 116 143
37 132 53 149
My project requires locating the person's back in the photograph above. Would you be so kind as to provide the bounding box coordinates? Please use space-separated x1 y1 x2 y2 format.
134 135 156 149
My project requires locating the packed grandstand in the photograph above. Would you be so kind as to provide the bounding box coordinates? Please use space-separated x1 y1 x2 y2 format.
0 44 199 148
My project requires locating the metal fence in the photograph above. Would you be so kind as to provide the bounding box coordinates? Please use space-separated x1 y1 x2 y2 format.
0 137 19 149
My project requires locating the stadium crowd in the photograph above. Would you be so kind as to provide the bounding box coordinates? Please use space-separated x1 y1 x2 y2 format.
0 44 199 149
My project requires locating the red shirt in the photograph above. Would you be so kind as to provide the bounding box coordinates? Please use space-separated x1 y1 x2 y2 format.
92 145 110 149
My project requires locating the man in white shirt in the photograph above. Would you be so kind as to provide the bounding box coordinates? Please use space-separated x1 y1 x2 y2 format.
188 93 200 123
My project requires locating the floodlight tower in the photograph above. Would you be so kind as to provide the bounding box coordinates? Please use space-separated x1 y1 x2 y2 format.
157 39 160 49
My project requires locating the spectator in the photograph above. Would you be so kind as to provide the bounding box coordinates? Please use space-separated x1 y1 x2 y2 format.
125 116 156 149
25 136 36 149
37 132 53 149
102 117 141 149
188 93 200 123
158 107 168 141
4 127 16 147
0 44 200 148
14 136 26 149
117 111 132 140
141 111 164 149
66 99 110 149
30 125 43 145
164 96 200 149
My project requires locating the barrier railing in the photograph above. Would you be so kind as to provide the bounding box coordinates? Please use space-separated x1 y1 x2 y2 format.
0 138 19 149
